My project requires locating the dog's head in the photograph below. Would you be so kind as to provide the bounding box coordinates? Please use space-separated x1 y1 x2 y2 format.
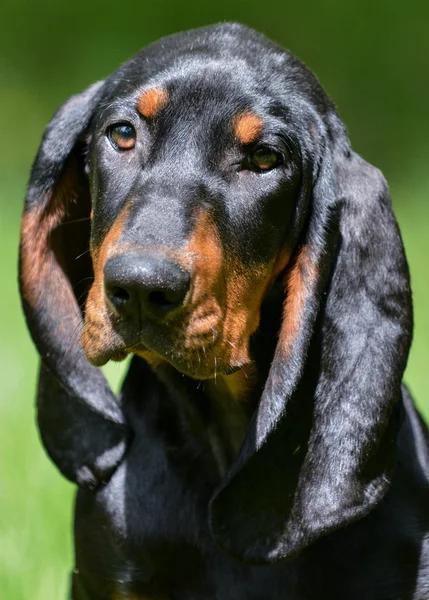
20 23 412 561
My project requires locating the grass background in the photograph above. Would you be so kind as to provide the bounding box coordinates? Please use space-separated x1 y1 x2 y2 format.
1 0 428 597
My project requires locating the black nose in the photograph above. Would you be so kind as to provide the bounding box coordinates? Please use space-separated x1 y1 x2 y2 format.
104 254 190 321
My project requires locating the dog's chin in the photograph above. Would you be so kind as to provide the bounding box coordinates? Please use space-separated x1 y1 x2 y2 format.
131 344 244 380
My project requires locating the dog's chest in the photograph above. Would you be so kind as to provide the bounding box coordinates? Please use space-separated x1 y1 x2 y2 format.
74 432 297 599
73 392 293 599
72 420 371 600
72 386 405 600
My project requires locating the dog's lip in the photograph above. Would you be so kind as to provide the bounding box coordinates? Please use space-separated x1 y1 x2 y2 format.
89 341 244 380
129 341 245 379
109 348 129 362
223 364 242 375
86 345 128 367
93 334 244 379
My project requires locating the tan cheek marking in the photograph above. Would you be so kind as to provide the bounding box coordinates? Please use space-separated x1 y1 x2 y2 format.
137 88 168 118
176 209 296 383
222 241 294 370
183 208 224 323
179 210 292 374
91 203 130 281
280 244 317 354
233 111 263 144
186 209 223 268
221 263 272 368
82 204 131 363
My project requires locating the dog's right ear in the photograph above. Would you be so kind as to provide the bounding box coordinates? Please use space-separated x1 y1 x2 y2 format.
19 82 131 488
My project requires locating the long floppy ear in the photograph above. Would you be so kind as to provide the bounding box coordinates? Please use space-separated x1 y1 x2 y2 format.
210 117 412 562
19 83 131 488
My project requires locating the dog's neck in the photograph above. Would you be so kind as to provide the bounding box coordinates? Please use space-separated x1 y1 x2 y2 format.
146 286 283 476
201 369 257 475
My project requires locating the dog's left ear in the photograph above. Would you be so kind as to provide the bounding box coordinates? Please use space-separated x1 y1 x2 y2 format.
19 82 131 488
210 115 413 562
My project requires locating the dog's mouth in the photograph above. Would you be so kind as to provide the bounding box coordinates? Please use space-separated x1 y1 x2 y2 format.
82 296 253 380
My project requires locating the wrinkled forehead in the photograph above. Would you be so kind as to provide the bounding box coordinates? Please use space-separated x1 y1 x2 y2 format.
101 57 286 122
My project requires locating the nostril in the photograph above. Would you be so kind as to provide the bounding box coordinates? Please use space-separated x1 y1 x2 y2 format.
148 290 182 311
108 286 130 305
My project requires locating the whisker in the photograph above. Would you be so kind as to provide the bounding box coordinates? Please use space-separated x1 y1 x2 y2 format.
74 276 94 287
225 339 238 350
74 249 91 260
58 217 91 227
76 283 93 307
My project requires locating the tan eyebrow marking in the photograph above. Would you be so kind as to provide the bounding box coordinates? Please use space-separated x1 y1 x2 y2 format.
136 88 168 118
233 111 263 144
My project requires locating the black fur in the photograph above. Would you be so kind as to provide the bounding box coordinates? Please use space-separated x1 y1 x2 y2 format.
20 23 429 599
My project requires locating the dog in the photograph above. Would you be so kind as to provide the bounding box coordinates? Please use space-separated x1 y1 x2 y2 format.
19 22 429 599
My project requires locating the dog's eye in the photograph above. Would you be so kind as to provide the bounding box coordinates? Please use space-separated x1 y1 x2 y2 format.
107 123 136 150
248 147 282 171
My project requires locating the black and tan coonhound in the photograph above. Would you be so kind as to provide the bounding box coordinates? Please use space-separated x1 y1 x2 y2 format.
19 22 429 600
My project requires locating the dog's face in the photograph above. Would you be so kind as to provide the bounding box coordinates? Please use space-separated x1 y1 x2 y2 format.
82 49 318 378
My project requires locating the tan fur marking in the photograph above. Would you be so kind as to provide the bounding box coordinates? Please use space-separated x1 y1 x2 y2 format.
21 205 63 309
137 88 168 119
91 204 130 276
185 210 222 295
221 264 270 368
183 209 224 335
280 245 317 354
233 111 263 144
174 209 286 383
20 156 80 312
82 204 131 364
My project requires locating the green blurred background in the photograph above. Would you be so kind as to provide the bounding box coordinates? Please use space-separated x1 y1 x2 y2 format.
1 0 428 597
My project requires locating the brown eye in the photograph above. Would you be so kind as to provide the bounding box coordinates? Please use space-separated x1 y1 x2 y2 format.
248 147 282 171
108 123 136 150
